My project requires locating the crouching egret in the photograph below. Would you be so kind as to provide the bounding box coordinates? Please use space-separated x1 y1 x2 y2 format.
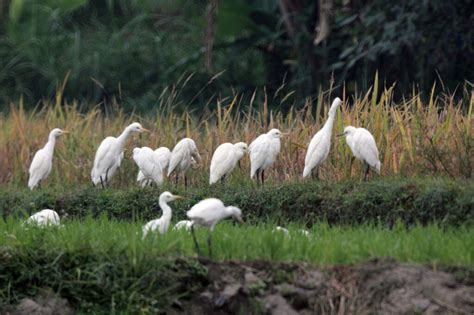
168 138 201 187
303 97 342 179
209 142 248 184
137 147 171 187
273 226 310 237
249 129 284 185
25 209 61 227
142 192 182 239
28 128 68 190
186 198 243 257
133 147 165 187
339 126 381 181
173 220 193 231
91 122 149 188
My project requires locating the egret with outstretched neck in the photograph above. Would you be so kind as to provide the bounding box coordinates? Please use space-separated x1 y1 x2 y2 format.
303 97 342 179
142 192 182 238
91 122 149 187
28 128 68 190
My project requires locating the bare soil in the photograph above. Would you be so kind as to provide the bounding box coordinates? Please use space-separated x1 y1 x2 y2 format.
176 259 474 314
5 259 474 314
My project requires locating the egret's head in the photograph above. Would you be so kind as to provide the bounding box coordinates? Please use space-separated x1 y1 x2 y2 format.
190 157 200 169
267 128 284 138
227 206 244 224
49 128 68 138
234 142 248 153
159 191 183 203
329 97 342 115
127 122 150 133
340 126 357 137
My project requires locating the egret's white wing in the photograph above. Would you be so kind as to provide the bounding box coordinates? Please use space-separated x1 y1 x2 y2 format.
91 137 117 183
186 198 225 225
249 134 271 177
168 140 192 176
210 143 236 184
355 128 380 168
133 147 164 185
28 149 51 189
303 130 330 177
155 147 171 171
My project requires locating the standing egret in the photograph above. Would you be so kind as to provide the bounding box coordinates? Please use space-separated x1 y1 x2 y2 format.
133 147 166 187
173 220 193 231
28 128 68 190
303 97 342 179
209 142 248 184
91 122 149 187
25 209 61 227
168 138 201 187
249 129 284 185
142 191 182 238
340 126 381 181
137 147 171 187
186 198 243 257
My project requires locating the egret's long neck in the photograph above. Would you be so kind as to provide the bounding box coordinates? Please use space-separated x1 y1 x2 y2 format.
159 199 172 222
116 128 132 150
43 135 57 155
322 109 337 132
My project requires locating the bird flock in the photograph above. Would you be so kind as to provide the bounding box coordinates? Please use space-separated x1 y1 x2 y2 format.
25 97 382 255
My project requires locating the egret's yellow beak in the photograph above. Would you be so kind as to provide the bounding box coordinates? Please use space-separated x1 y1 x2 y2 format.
62 131 69 134
173 195 184 200
236 216 244 224
336 133 345 137
140 127 150 133
281 132 289 136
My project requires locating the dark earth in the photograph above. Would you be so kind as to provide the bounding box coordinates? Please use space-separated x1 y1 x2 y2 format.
4 259 474 314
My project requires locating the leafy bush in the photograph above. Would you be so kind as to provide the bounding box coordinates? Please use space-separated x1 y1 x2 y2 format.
1 178 472 226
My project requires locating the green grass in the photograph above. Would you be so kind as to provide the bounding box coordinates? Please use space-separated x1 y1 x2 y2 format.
1 217 472 266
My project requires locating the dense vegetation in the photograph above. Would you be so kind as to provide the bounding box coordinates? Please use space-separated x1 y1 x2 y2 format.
0 0 472 110
1 219 472 312
1 86 472 186
1 178 473 226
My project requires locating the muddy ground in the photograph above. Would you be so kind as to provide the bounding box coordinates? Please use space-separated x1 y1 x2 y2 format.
6 259 474 314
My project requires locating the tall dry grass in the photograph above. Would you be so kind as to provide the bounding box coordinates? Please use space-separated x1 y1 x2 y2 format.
0 79 472 187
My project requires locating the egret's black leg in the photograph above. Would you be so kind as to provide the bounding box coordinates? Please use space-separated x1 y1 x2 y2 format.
175 173 179 186
207 231 213 258
105 168 110 187
261 170 265 186
99 176 105 189
191 225 201 256
349 157 355 176
220 175 226 184
184 175 188 189
363 162 370 181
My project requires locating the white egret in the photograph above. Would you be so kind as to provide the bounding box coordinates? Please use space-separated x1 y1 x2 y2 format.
303 97 342 179
91 122 149 187
173 220 193 231
273 226 310 237
186 198 243 256
340 126 381 181
249 129 284 185
142 191 182 238
209 142 248 184
168 138 201 187
25 209 61 227
137 147 171 187
133 147 165 187
28 128 68 190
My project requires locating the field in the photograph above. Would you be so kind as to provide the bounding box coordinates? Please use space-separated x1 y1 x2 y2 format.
0 85 473 313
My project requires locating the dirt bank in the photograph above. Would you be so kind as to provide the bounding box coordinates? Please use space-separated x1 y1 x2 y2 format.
4 259 473 314
178 259 473 314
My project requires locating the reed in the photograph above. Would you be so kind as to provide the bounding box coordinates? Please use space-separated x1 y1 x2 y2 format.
0 78 471 187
